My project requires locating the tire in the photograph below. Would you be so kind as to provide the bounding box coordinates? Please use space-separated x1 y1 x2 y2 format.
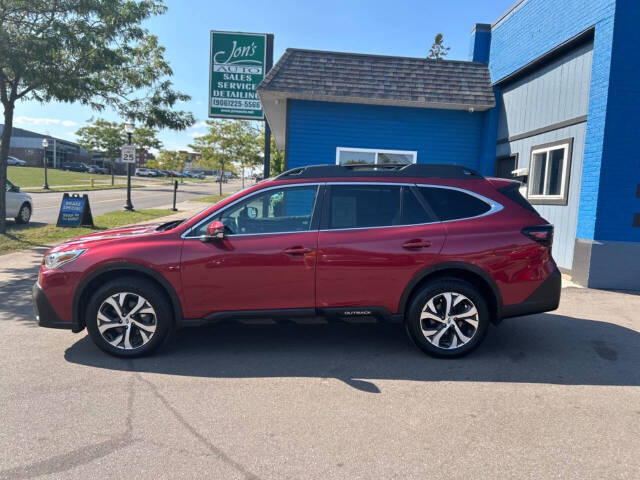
405 278 490 358
14 203 31 224
85 277 172 358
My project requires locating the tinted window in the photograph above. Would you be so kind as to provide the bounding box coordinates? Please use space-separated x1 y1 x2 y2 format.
326 185 431 229
193 186 318 236
401 187 433 224
418 187 491 221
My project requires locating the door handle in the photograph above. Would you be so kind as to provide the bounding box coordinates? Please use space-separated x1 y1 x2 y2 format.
402 239 431 249
284 246 313 255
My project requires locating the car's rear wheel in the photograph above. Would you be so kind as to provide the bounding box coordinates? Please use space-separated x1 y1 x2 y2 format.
15 203 31 224
405 278 489 358
86 278 172 357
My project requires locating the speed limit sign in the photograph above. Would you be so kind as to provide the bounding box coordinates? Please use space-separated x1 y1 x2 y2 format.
121 145 136 164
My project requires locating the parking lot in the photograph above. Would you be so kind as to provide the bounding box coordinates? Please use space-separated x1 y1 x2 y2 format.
0 248 639 479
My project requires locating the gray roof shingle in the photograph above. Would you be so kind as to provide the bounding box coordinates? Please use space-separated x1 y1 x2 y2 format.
258 49 495 110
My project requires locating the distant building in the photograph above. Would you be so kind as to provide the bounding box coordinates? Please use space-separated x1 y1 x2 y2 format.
0 125 90 167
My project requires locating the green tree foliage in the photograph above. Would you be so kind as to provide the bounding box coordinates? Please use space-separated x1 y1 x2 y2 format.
76 118 162 184
0 0 194 233
264 132 285 176
190 120 258 194
427 33 451 60
146 149 186 174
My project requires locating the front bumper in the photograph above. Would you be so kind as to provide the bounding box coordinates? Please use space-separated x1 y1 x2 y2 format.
32 282 82 332
501 266 562 319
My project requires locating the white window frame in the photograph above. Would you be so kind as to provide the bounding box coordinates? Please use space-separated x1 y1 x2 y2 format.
527 139 573 205
335 147 417 166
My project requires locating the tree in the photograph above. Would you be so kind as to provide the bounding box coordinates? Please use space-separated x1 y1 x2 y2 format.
133 126 163 157
427 33 450 60
76 119 123 184
189 120 234 195
147 150 186 175
264 133 285 176
231 121 262 188
76 119 162 184
0 1 194 233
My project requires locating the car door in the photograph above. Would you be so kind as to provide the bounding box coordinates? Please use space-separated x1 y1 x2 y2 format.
316 183 446 315
180 184 321 319
5 181 20 217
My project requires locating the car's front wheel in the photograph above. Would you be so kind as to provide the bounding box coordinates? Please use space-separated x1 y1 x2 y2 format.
85 277 172 357
405 278 489 358
15 203 31 224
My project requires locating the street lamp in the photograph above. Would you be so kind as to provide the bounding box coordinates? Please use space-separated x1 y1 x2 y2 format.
42 138 50 190
123 121 135 211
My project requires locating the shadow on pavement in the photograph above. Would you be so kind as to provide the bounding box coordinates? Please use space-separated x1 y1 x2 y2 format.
64 313 640 392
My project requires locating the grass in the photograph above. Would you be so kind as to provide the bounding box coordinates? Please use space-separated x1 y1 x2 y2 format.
191 194 230 203
7 167 129 191
0 208 175 255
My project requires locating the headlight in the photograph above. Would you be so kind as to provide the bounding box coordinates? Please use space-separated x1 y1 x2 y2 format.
43 249 86 270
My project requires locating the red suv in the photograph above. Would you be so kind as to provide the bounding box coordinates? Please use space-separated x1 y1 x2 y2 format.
33 164 560 358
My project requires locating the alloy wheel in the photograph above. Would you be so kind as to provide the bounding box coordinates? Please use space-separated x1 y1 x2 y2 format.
96 292 157 350
20 205 31 223
419 292 479 349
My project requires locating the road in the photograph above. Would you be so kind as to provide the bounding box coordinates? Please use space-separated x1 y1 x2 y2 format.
0 248 639 479
28 179 243 224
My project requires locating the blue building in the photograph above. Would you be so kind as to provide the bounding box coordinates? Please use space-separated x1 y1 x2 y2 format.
258 0 640 289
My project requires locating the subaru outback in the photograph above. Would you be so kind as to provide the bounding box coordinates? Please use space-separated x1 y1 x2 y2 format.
33 164 560 358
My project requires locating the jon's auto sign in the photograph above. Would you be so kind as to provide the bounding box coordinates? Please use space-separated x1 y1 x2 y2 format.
209 31 268 120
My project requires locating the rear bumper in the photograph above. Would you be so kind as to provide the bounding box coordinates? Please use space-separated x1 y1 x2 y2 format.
501 266 561 319
32 282 82 332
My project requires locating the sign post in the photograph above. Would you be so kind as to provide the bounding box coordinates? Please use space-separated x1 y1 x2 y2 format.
121 142 136 211
209 31 274 178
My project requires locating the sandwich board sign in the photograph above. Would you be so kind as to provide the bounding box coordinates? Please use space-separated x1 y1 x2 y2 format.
209 31 270 120
56 193 94 227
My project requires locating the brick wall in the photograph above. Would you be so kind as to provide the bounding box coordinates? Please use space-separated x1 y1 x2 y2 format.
487 0 617 241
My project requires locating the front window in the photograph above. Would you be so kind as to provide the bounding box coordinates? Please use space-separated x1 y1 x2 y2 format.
528 139 573 205
336 147 417 166
191 185 318 237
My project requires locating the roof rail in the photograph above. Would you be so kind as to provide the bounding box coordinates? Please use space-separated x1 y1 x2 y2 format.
275 163 483 180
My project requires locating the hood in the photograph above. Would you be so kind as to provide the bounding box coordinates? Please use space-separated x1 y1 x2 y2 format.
51 223 164 251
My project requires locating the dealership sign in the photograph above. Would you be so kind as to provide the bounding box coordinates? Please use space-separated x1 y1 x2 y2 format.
209 31 268 120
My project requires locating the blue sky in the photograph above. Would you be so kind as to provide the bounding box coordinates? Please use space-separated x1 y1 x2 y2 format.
14 0 514 151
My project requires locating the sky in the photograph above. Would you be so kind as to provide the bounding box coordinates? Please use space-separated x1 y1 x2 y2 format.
14 0 515 152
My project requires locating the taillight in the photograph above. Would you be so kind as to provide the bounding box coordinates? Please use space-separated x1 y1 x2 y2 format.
522 225 554 248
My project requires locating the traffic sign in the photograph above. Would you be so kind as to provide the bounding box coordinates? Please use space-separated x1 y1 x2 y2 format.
121 145 136 164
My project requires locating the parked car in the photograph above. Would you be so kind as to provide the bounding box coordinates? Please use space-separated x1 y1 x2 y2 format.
87 165 108 175
5 180 32 224
7 156 27 167
33 163 560 358
62 162 90 172
215 174 228 183
135 167 158 177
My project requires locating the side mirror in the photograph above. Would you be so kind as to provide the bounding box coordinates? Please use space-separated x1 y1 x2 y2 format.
12 185 20 193
200 220 225 242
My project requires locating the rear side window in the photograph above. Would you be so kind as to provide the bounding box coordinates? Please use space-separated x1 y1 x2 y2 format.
417 187 491 221
498 183 539 214
326 185 431 229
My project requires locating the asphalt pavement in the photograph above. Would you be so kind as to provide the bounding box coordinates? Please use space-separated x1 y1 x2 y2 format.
27 179 243 224
0 244 638 479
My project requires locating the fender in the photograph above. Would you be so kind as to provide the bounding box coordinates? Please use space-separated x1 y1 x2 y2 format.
72 262 184 328
396 261 504 318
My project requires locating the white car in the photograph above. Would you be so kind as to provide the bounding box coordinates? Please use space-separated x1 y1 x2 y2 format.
5 180 32 224
7 156 27 167
135 167 157 177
